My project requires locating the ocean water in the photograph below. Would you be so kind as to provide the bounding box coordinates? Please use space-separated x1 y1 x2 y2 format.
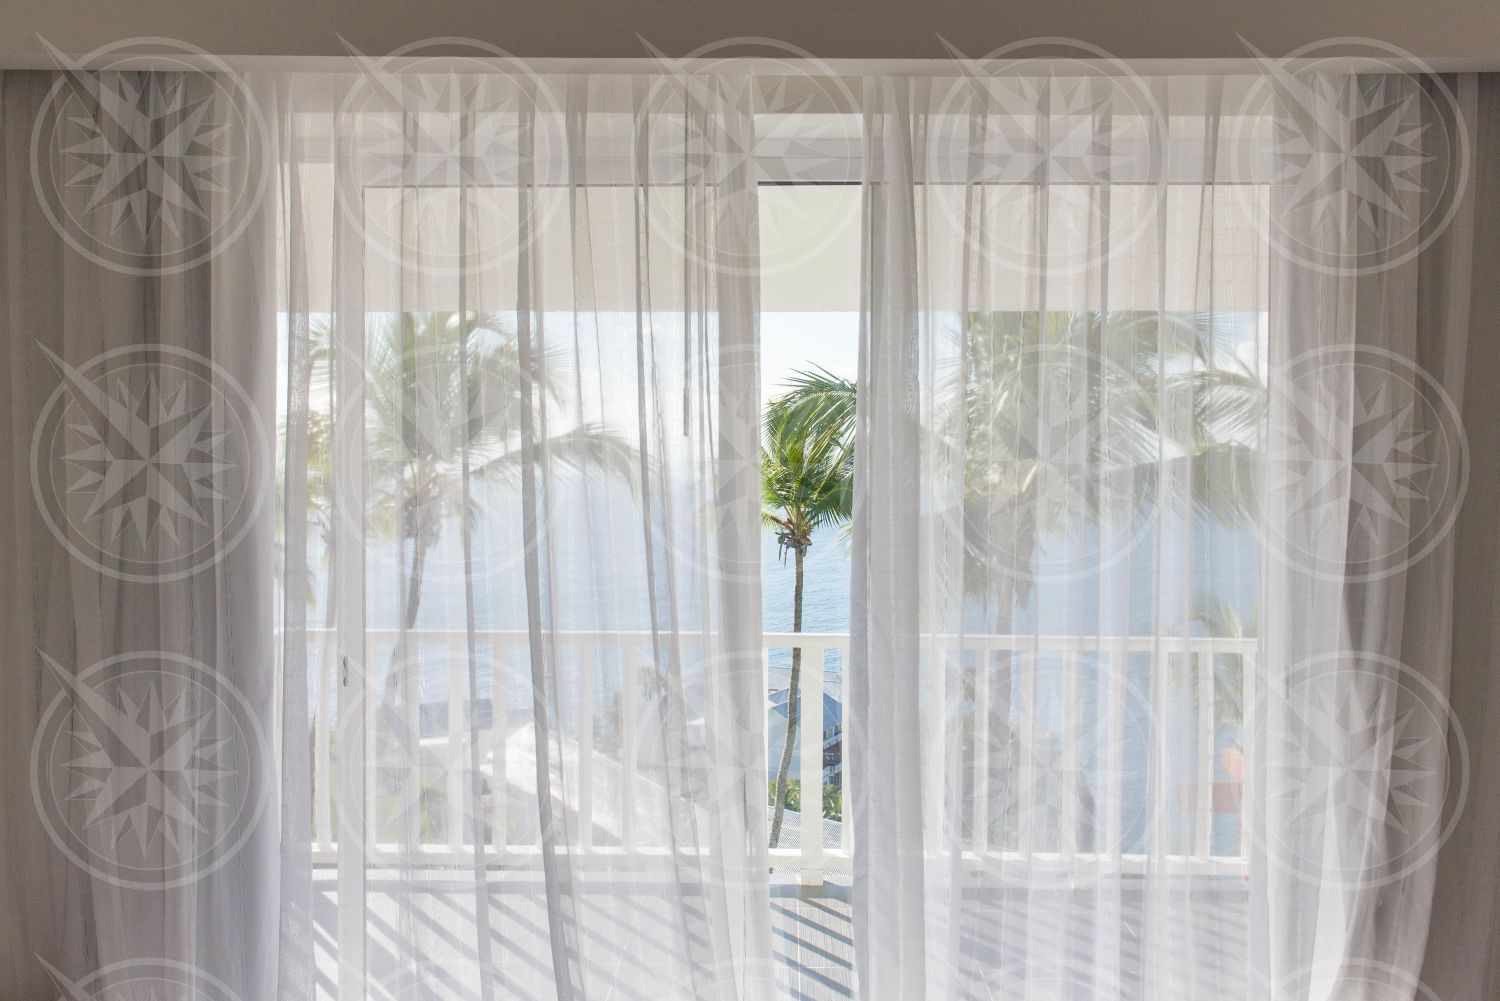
759 515 1259 687
305 489 1252 853
316 482 1257 693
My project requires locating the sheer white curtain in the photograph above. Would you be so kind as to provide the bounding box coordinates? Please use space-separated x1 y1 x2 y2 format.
6 50 1500 1001
850 62 1482 1001
271 64 772 1001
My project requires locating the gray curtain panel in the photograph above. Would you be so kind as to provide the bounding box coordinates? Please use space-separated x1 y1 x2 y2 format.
1419 72 1500 1001
0 68 279 1001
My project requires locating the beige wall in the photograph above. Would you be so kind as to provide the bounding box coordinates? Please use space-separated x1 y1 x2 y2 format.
1 0 1498 62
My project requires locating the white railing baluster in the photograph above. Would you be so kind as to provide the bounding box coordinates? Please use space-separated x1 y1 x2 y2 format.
316 635 334 853
1060 646 1081 857
1017 646 1037 856
294 628 1254 877
490 639 509 857
973 646 992 856
839 639 851 856
1107 639 1128 863
763 643 773 846
1196 650 1215 859
1239 648 1254 862
622 649 637 852
447 636 466 854
578 643 595 854
403 640 422 849
800 646 826 886
366 642 380 854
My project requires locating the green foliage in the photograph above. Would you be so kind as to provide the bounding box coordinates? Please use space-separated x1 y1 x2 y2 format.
758 314 1266 608
761 367 856 558
303 312 636 626
767 778 843 821
763 368 857 848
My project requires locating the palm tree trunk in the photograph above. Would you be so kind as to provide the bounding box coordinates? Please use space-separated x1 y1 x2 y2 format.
387 534 432 845
769 546 805 848
383 534 432 706
404 538 429 631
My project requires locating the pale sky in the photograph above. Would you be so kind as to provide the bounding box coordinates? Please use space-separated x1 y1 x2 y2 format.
760 311 858 401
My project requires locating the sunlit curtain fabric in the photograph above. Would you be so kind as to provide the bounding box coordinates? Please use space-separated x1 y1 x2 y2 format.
850 66 1486 1001
6 52 1500 1001
272 67 772 1001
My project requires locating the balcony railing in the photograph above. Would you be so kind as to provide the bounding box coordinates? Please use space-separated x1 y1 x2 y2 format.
301 629 1256 885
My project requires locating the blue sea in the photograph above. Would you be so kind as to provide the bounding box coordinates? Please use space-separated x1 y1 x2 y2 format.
302 487 1252 855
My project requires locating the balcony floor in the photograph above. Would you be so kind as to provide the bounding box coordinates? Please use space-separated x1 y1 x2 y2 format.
309 877 855 1000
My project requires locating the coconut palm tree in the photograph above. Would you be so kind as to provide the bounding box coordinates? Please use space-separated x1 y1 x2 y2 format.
764 313 1264 620
761 312 1265 847
308 311 636 630
303 310 638 767
762 385 854 848
956 310 1264 621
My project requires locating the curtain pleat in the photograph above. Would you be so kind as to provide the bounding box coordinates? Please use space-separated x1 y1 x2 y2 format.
1 65 279 1001
850 64 1492 1001
3 52 1500 1001
269 66 772 1001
